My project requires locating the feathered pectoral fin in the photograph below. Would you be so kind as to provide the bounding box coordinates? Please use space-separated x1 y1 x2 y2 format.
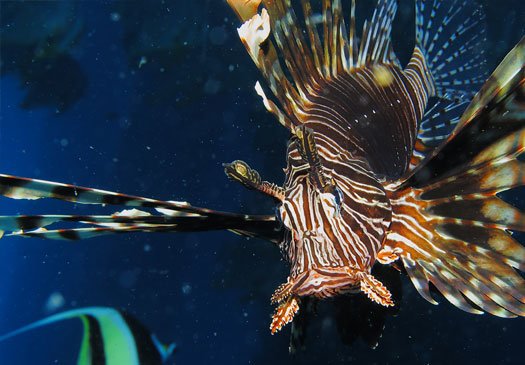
0 174 282 243
384 37 525 317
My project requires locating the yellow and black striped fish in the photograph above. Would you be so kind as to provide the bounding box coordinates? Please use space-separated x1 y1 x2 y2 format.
0 307 175 364
0 0 524 347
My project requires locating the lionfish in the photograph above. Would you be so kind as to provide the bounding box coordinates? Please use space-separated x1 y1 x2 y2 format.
0 0 524 345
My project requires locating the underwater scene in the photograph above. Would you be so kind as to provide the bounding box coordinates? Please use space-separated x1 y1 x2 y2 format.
1 0 524 364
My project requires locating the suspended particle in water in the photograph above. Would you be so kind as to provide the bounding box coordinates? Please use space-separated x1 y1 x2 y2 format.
45 292 65 313
181 283 192 295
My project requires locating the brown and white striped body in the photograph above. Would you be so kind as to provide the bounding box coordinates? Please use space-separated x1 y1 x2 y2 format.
279 135 391 298
276 61 434 299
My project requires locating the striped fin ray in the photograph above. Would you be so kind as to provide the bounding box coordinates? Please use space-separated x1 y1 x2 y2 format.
229 0 307 131
404 0 489 172
417 96 470 146
414 0 488 100
356 0 398 68
383 37 525 317
0 307 175 365
227 0 400 132
0 211 280 242
408 96 470 170
0 174 281 242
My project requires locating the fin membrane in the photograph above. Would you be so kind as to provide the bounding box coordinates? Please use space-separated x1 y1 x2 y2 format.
0 174 282 242
405 0 489 171
228 0 401 132
384 37 525 317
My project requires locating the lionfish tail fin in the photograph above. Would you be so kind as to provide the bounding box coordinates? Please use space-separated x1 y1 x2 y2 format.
384 37 525 317
0 174 281 242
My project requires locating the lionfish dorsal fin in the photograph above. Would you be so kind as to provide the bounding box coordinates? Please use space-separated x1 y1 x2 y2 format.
227 0 262 21
228 0 401 134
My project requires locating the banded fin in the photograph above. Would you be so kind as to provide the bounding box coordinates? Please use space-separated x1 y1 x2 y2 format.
0 307 175 365
384 37 525 317
0 174 282 242
228 0 401 132
409 0 488 100
405 0 489 171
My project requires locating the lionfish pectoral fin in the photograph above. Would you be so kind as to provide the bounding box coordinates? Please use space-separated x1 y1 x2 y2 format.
0 174 282 243
405 0 489 170
223 160 285 201
384 38 525 318
358 272 394 307
270 296 300 335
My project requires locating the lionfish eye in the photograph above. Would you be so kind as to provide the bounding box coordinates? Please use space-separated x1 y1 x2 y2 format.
334 186 343 208
332 186 344 217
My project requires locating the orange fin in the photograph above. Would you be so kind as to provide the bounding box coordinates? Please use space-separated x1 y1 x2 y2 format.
383 38 525 318
377 246 400 264
270 280 294 305
359 273 394 307
270 296 299 335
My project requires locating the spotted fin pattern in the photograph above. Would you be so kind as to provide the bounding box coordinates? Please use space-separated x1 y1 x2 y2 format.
384 37 525 317
406 0 489 171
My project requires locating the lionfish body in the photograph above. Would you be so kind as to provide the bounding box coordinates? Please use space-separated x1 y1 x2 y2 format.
1 0 524 347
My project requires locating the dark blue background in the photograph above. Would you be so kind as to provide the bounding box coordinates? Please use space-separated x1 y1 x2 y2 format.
1 1 524 364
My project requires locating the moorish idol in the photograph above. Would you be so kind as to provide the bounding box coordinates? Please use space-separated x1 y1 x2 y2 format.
0 307 175 364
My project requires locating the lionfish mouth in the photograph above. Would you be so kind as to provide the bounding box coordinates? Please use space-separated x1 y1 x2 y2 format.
269 266 395 334
286 267 363 299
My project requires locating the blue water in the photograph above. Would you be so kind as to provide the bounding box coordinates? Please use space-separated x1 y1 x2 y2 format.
1 1 524 364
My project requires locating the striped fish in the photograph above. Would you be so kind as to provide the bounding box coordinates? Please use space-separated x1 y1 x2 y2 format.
0 307 175 364
0 0 523 346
